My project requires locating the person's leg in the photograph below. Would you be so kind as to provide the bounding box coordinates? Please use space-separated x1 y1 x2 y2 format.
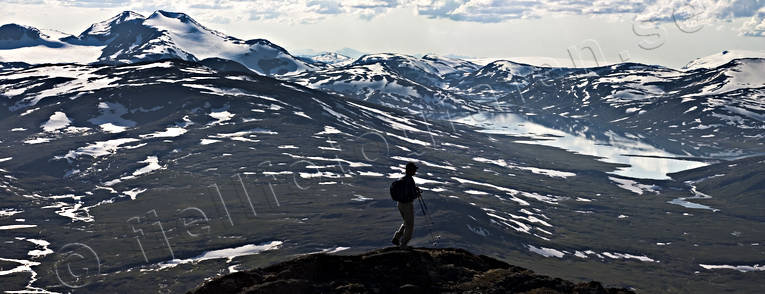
398 201 414 247
392 202 406 245
392 222 404 245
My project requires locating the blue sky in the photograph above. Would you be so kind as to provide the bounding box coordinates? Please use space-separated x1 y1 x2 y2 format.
1 0 764 68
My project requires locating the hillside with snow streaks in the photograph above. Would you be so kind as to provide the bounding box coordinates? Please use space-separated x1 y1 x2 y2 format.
288 53 489 114
501 59 765 157
290 51 763 157
4 59 722 293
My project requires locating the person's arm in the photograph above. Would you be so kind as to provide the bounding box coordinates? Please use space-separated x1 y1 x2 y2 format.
409 177 421 199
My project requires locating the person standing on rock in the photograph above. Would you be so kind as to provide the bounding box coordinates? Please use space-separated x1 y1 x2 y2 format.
391 162 421 249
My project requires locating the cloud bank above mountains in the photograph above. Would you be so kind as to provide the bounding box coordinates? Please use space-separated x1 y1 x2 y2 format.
31 0 765 37
417 0 764 37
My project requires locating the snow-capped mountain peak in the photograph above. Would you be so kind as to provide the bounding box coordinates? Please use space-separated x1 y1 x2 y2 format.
244 39 288 52
0 24 99 63
683 50 765 70
349 53 456 87
117 10 145 22
0 24 62 49
421 54 480 76
145 10 212 35
302 52 352 65
142 10 234 57
138 10 311 75
352 53 412 65
480 60 537 76
0 10 312 76
0 24 41 40
79 11 145 39
148 10 192 20
351 53 476 80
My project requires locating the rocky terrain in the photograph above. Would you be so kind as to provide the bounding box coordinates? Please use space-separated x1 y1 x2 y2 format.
189 247 634 294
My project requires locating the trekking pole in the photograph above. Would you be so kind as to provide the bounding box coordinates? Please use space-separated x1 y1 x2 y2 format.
422 197 439 246
424 199 440 246
414 188 436 245
417 194 440 246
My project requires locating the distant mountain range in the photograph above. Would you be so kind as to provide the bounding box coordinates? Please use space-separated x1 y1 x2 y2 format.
298 52 353 66
1 10 764 158
288 52 764 157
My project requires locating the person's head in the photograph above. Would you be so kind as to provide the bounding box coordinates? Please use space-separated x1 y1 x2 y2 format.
405 162 418 176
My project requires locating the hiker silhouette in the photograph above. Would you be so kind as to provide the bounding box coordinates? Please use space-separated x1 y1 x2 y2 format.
391 162 421 249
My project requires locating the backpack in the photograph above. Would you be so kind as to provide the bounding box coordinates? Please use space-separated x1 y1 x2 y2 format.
389 178 407 202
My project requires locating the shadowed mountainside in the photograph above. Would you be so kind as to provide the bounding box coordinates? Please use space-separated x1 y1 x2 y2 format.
188 247 635 294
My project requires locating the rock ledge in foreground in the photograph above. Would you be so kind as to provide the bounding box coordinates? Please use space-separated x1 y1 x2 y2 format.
189 247 634 294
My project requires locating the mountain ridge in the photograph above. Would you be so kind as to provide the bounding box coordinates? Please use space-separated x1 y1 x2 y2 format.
2 16 763 157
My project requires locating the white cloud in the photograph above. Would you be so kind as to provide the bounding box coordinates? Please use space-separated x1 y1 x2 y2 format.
739 7 765 36
415 0 765 23
415 0 648 22
637 0 764 22
4 0 765 36
413 0 765 37
170 0 401 24
416 0 540 22
637 1 765 36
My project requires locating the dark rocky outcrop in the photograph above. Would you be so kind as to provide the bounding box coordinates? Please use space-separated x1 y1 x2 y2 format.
188 247 634 294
